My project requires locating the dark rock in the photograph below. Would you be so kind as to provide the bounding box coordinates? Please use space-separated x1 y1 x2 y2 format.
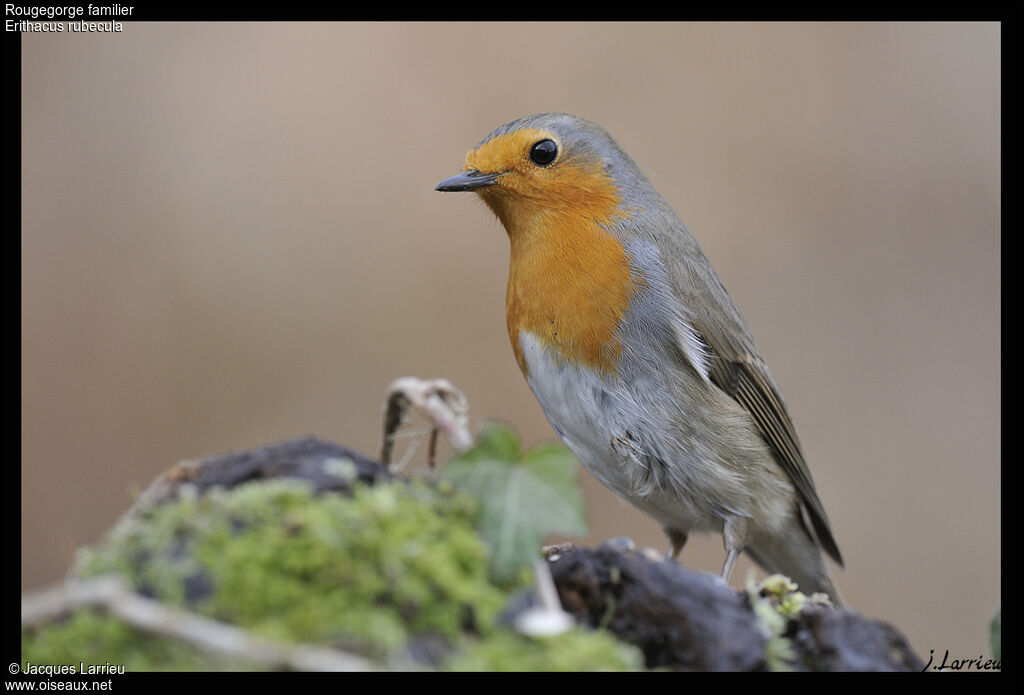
129 435 390 513
547 539 923 672
549 540 765 671
787 604 925 671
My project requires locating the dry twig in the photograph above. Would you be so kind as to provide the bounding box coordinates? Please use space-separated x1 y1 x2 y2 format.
380 377 472 469
22 575 377 672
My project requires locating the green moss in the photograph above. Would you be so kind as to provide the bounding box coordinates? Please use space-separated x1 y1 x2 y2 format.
76 479 501 655
25 475 639 671
446 628 644 672
20 608 254 671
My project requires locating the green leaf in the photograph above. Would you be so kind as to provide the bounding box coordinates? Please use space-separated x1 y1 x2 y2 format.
442 422 588 580
456 421 521 463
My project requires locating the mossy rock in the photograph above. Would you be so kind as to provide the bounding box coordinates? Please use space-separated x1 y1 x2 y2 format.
22 474 641 671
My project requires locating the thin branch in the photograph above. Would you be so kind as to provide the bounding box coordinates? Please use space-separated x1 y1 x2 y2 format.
22 575 377 672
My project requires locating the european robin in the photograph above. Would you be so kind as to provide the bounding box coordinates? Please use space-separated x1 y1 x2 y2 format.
436 113 843 602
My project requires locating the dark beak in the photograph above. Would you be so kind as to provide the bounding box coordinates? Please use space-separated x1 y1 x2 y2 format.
435 169 503 192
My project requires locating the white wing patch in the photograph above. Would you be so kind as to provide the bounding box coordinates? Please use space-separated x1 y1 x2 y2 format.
671 315 711 384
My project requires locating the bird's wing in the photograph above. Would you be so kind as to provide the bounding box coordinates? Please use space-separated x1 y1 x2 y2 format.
661 235 844 566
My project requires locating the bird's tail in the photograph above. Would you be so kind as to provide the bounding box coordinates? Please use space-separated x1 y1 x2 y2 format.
746 518 845 607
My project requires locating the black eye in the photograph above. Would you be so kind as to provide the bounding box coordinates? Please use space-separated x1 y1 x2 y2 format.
529 139 558 166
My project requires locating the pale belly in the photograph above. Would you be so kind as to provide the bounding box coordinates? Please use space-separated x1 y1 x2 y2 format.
517 331 722 534
516 330 797 539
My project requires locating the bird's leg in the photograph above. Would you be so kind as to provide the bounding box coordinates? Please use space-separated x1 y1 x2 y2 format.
664 528 688 561
721 516 749 582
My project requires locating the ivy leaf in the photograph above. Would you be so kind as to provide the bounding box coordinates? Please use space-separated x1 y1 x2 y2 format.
442 421 588 580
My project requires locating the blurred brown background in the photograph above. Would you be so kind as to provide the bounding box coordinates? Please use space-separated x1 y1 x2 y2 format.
22 23 1000 662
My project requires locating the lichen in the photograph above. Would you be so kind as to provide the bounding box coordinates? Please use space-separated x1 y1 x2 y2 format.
746 573 831 671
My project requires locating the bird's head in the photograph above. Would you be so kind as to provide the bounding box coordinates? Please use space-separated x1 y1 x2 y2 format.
436 113 647 237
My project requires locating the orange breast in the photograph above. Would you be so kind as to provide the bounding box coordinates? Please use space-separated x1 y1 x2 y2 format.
462 129 638 376
505 214 635 376
479 165 636 376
